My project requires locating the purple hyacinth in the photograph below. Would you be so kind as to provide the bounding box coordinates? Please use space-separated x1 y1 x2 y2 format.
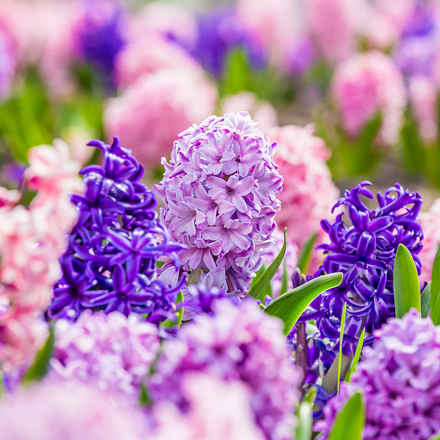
149 299 301 440
49 137 183 322
316 310 440 439
51 311 159 398
74 0 127 85
154 112 283 295
313 181 423 362
190 8 266 77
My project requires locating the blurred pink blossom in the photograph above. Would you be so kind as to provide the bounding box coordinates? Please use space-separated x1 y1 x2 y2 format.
221 92 278 132
409 75 437 142
332 51 407 146
105 69 217 168
419 199 440 282
153 374 264 440
271 124 338 270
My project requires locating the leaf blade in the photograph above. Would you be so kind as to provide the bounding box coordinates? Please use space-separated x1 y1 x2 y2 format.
337 303 347 393
345 328 366 382
297 233 318 274
328 392 365 440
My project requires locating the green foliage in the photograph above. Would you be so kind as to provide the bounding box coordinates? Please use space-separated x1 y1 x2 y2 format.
22 325 55 384
295 388 316 440
161 291 184 328
297 233 318 275
336 303 347 393
265 272 343 334
345 328 366 382
328 392 365 440
431 247 440 325
400 107 425 175
393 244 421 318
422 282 431 319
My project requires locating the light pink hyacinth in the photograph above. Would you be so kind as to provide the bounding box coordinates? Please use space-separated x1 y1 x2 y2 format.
221 92 278 133
0 142 81 371
332 51 407 146
115 34 200 90
236 0 299 69
409 75 437 142
419 199 440 282
0 381 145 440
306 0 359 62
153 374 264 440
271 124 338 268
105 69 217 168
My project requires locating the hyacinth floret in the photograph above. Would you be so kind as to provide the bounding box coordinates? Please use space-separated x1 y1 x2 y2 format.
155 112 283 295
314 181 423 357
49 137 183 322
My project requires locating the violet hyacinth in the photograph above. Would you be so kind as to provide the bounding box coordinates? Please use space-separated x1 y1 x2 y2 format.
316 310 440 439
149 299 301 440
190 8 266 77
49 137 183 322
155 112 283 294
313 181 423 360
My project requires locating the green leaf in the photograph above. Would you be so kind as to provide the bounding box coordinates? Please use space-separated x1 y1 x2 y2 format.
139 383 152 407
400 107 425 175
345 328 366 382
248 229 287 301
421 282 431 319
265 272 343 334
393 244 421 318
337 303 347 393
161 291 184 328
220 48 251 98
280 258 289 296
22 325 55 384
431 246 440 325
428 434 440 440
295 387 316 440
297 233 318 274
328 392 364 440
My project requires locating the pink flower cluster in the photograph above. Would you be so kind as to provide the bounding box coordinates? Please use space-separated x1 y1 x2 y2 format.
51 311 159 398
332 50 407 146
270 124 338 267
0 380 145 440
150 300 301 440
419 198 440 281
153 374 264 440
155 112 283 294
0 141 81 371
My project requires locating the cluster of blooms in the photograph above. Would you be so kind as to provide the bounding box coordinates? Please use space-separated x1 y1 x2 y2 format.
331 50 407 146
0 141 81 371
0 380 145 440
155 112 283 294
270 124 339 268
152 374 264 440
51 311 159 398
49 137 183 322
150 299 300 440
313 181 423 361
317 310 440 439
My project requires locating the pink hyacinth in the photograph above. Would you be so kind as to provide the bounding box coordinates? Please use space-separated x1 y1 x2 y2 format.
0 17 17 98
316 310 440 439
409 75 437 142
51 311 159 397
0 142 81 371
155 112 283 294
419 199 440 282
150 299 301 440
0 380 145 440
332 50 407 146
270 124 338 267
236 0 299 69
129 1 196 48
105 69 217 169
153 374 264 440
221 92 278 133
115 34 200 90
306 0 359 62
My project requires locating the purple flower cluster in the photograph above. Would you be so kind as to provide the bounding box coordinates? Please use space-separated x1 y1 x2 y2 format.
74 0 127 85
316 311 440 439
150 299 300 440
314 181 423 360
155 112 283 294
51 311 159 398
49 137 183 322
190 8 266 77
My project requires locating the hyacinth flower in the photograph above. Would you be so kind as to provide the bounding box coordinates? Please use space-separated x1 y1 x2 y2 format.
155 112 283 294
190 8 266 77
308 181 423 369
316 311 440 439
49 137 184 323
